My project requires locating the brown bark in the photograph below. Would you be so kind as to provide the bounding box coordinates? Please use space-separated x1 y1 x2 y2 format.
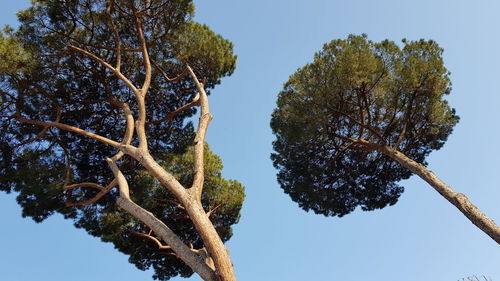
377 145 500 244
116 63 237 280
121 145 236 281
117 197 218 281
183 199 236 281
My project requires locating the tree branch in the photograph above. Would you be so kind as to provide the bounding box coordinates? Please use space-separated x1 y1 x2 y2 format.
67 44 140 95
328 107 386 144
151 61 189 83
132 231 172 250
377 145 500 244
15 114 121 149
108 98 135 161
14 106 61 148
132 5 151 93
150 93 200 125
151 198 186 210
65 182 106 191
206 203 223 218
186 65 212 201
65 179 118 207
116 197 217 280
106 0 122 71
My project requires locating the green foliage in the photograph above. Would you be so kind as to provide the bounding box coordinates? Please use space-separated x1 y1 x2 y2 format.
172 22 237 86
0 27 33 74
271 34 458 217
0 0 242 280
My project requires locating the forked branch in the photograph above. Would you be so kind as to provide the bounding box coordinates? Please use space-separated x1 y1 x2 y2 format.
151 60 189 83
132 231 172 251
65 179 118 207
67 44 140 95
328 107 386 144
151 93 200 125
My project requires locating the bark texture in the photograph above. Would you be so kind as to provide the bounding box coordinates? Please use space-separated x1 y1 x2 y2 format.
117 197 218 281
378 145 500 244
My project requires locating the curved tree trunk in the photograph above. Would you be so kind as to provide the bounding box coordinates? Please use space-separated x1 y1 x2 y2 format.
378 145 500 244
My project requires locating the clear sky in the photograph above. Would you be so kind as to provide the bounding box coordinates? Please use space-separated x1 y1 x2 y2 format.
1 1 499 281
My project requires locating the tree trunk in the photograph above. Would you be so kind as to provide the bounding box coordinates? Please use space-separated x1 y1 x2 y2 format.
128 148 237 281
378 145 500 244
183 199 237 281
117 197 219 281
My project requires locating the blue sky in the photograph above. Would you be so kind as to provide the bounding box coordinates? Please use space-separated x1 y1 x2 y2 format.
1 1 499 281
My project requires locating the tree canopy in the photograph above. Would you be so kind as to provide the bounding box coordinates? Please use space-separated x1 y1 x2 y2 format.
0 0 243 280
271 34 459 217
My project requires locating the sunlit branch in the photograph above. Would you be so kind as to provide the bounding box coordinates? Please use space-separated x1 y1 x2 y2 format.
116 193 217 280
131 5 151 93
206 203 223 218
106 0 122 71
108 98 135 161
151 60 189 83
67 44 140 95
132 231 173 251
186 65 212 201
16 115 121 149
107 157 130 199
65 182 107 191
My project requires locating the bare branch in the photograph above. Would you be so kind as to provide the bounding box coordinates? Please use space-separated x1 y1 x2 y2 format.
131 6 151 93
107 157 131 199
106 155 216 278
151 60 188 83
65 182 106 191
106 0 122 71
67 44 139 95
65 179 118 207
378 145 500 244
108 98 135 161
14 106 61 148
116 197 217 280
186 66 212 201
132 231 172 250
206 203 223 218
150 93 200 125
15 115 121 149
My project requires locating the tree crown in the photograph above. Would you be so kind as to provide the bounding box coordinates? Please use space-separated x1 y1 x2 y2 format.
271 34 459 217
0 1 242 279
